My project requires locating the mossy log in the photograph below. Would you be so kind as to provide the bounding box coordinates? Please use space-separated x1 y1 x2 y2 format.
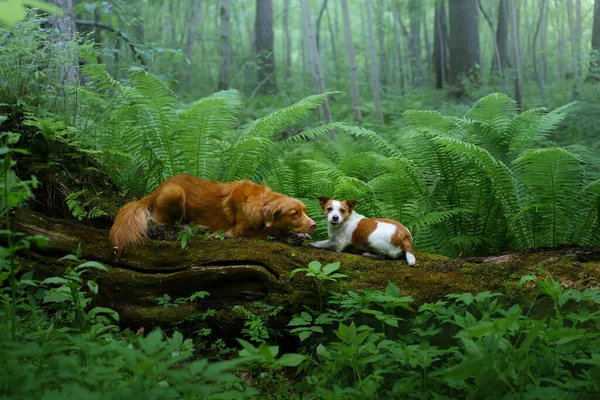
12 210 600 329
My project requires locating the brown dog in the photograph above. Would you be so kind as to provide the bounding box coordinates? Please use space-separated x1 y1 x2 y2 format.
109 174 316 255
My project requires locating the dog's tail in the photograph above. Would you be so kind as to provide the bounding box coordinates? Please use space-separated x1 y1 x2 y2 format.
109 194 154 256
398 226 416 266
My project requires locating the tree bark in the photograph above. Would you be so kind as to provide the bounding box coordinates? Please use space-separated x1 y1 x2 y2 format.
365 0 384 125
49 0 79 85
184 0 203 86
533 0 547 100
588 0 600 81
315 0 328 53
375 2 388 89
255 0 276 93
341 0 362 122
13 210 600 329
433 0 449 89
409 0 423 86
392 0 407 92
494 0 510 75
299 0 332 122
448 0 481 94
509 0 523 111
325 6 340 85
567 0 580 77
283 0 292 80
555 0 567 79
218 0 231 91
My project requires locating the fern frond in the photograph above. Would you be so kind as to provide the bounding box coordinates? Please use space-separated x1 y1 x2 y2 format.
337 124 404 158
508 102 577 157
513 147 585 247
178 96 238 178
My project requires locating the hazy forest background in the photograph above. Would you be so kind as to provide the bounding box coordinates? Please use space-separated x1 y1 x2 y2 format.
3 0 600 398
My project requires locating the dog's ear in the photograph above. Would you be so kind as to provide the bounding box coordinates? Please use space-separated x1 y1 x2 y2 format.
345 200 359 212
316 196 330 209
263 203 283 228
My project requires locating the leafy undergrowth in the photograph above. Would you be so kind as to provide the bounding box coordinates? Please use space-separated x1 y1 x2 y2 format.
2 253 600 399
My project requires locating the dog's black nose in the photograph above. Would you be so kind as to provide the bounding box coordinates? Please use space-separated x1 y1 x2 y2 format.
332 215 339 222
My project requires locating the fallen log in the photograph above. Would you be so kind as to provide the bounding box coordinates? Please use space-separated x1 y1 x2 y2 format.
12 210 600 329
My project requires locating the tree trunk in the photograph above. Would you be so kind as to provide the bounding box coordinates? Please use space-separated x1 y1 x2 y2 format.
509 0 523 111
283 0 292 80
49 0 79 85
365 0 384 125
494 0 510 75
533 0 547 101
13 210 600 329
315 0 328 53
588 0 600 81
341 0 362 122
448 0 481 94
433 0 449 89
184 0 203 86
326 7 340 86
392 0 406 92
218 0 231 91
540 0 548 82
409 0 423 86
299 0 332 122
554 0 566 79
567 0 580 77
255 0 276 93
375 2 388 89
423 11 432 82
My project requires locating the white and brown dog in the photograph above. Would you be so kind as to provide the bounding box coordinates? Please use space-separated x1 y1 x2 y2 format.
310 197 416 266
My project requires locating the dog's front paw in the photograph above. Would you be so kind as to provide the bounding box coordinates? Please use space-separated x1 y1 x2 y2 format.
295 232 312 241
285 232 310 246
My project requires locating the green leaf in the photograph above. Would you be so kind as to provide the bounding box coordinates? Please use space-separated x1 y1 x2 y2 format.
87 280 98 295
385 281 401 298
272 353 305 369
88 306 119 322
298 330 312 341
316 344 331 359
519 275 537 285
322 262 340 275
75 261 107 271
41 277 70 285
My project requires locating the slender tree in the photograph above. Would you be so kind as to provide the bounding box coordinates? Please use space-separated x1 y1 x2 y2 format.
433 0 448 89
391 0 406 91
255 0 276 93
375 2 388 89
533 0 547 100
315 0 328 53
365 0 383 124
325 5 340 85
567 0 580 77
509 0 522 110
218 0 230 90
341 0 362 121
299 0 332 122
184 0 204 86
283 0 292 79
49 0 79 84
589 0 600 81
494 0 510 74
409 0 423 86
448 0 481 93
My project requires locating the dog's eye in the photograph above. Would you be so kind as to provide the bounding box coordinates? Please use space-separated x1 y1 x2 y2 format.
290 210 298 215
340 209 346 214
327 207 333 211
